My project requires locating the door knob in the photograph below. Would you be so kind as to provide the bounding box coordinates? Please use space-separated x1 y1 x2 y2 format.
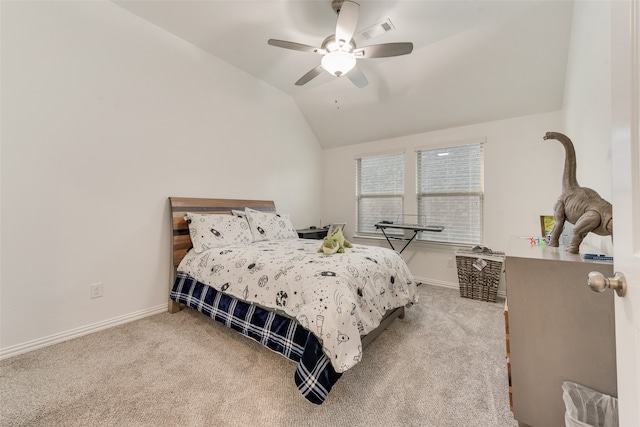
587 271 627 297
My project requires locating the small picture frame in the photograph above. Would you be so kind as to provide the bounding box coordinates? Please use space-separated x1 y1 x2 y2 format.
540 215 555 237
327 223 346 235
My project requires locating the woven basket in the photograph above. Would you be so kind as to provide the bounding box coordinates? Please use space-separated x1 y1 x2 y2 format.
455 249 505 303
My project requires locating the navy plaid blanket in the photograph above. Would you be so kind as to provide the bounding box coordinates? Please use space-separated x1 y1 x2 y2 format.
170 271 342 404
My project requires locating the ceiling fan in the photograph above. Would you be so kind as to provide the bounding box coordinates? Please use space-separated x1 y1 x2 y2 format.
267 0 413 88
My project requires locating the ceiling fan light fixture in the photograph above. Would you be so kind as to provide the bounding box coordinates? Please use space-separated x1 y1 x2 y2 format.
267 1 412 87
321 51 356 77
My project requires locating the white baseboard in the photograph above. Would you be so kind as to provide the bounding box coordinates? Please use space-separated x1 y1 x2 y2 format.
414 276 506 299
1 278 506 360
0 304 168 360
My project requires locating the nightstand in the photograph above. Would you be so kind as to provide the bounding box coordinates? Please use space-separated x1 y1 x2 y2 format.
297 228 328 239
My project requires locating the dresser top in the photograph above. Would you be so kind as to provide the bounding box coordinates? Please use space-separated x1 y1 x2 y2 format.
507 236 613 265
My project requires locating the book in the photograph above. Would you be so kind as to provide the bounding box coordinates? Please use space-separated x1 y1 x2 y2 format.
582 253 613 261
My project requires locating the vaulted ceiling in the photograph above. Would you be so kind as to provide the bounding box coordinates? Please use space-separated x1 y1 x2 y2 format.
114 0 574 149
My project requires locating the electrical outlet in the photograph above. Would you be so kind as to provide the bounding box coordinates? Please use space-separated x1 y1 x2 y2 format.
90 283 103 299
447 258 454 268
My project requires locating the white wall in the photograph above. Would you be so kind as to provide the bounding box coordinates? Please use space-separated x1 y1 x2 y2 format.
0 2 322 355
562 0 613 254
1 0 615 357
320 0 615 290
322 111 565 290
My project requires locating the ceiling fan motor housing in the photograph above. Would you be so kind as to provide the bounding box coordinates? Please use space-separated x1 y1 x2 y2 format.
322 35 356 53
331 0 347 15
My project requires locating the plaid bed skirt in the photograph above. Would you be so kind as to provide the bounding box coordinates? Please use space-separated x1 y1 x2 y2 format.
170 271 342 404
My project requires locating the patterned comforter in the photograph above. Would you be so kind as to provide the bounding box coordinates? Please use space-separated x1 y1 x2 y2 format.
171 239 416 403
176 239 417 373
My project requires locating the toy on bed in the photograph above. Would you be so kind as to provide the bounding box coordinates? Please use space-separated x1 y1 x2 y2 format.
318 226 352 254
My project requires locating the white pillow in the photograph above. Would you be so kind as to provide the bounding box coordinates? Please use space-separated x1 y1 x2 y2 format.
231 209 246 218
244 207 299 241
184 213 253 253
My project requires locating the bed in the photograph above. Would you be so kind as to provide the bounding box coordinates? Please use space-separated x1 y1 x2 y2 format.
168 197 418 404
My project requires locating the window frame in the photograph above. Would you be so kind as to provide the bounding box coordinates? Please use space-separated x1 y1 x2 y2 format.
355 151 405 237
415 140 485 245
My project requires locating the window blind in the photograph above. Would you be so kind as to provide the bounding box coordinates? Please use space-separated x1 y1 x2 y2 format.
416 143 484 244
355 152 404 235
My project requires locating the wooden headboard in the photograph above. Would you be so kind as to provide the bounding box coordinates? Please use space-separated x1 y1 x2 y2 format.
168 197 276 312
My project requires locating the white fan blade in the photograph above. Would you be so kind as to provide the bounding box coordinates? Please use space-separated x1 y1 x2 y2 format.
335 1 360 47
353 42 413 58
268 39 325 54
296 65 324 86
347 66 368 88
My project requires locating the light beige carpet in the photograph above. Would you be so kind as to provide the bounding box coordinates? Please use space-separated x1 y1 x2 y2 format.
0 285 517 427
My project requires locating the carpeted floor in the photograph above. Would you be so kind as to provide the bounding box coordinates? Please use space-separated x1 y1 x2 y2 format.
0 285 517 427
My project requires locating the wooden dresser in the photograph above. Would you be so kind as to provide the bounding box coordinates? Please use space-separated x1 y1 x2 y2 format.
505 237 617 427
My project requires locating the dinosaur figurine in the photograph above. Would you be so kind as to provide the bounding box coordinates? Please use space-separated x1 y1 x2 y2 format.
543 131 613 254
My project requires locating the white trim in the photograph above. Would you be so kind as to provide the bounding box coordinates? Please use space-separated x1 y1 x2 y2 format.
414 136 487 152
0 279 507 361
352 233 477 251
414 276 506 299
0 304 168 360
353 148 405 160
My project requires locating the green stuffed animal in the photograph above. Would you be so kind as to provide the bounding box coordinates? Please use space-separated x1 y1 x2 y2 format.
318 226 353 254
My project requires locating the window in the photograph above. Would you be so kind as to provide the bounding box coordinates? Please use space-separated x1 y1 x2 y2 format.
416 142 484 244
355 152 404 235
